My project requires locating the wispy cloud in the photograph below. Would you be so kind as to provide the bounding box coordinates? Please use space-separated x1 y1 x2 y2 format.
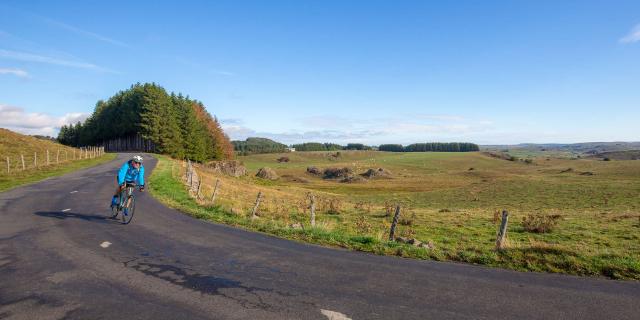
0 67 29 78
220 118 244 125
222 113 494 145
42 17 129 47
0 49 115 73
0 104 89 136
620 23 640 43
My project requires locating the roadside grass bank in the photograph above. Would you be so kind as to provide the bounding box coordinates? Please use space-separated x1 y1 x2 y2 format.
0 153 116 192
149 154 640 280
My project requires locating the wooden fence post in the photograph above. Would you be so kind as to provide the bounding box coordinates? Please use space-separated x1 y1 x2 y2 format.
210 179 220 204
389 205 401 241
196 180 202 199
34 152 37 167
46 150 50 165
6 157 9 174
21 154 25 170
251 191 263 219
56 150 60 164
495 210 509 250
309 193 316 227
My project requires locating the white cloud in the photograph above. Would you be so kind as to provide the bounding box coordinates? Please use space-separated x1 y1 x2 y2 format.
0 67 29 78
620 24 640 43
0 49 115 73
0 104 89 136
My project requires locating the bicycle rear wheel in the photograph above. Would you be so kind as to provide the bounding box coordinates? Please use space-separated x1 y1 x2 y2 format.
121 195 135 224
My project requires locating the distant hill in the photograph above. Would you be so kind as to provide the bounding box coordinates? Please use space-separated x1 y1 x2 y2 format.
482 142 640 154
588 150 640 161
233 137 288 155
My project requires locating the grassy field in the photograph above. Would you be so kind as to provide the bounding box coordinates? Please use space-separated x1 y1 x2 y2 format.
0 128 115 192
149 150 640 280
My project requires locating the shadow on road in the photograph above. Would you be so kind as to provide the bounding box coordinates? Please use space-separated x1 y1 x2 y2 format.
34 211 117 223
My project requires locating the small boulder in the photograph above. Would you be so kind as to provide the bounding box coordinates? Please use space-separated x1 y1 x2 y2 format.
289 222 304 229
256 167 279 180
206 160 247 177
341 176 367 183
419 241 435 249
395 236 410 243
361 167 392 179
323 167 353 179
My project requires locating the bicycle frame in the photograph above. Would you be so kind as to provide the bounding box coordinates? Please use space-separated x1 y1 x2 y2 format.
119 184 135 207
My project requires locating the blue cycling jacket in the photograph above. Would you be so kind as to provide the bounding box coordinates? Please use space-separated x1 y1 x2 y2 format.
117 160 145 186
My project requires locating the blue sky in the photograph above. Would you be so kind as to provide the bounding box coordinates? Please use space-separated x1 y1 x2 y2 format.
1 0 639 145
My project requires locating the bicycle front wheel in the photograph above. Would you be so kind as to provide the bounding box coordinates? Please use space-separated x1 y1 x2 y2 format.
110 202 119 219
121 195 136 224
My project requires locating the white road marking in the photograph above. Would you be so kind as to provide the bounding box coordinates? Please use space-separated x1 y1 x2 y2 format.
61 208 71 212
70 191 78 194
321 309 352 320
100 241 111 248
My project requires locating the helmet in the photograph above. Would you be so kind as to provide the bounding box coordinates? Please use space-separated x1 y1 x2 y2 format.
132 155 143 164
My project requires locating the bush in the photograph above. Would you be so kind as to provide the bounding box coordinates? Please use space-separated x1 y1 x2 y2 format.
354 215 373 234
326 198 343 214
522 213 561 233
277 156 290 163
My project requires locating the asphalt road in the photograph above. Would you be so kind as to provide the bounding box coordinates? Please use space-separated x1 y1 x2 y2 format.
1 153 639 319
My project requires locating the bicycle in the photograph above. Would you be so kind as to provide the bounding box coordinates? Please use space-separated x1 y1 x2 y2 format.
110 182 139 224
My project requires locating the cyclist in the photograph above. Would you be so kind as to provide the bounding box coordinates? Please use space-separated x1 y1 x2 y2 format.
111 155 145 214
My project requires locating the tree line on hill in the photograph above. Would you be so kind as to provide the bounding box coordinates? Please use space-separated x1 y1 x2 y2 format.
379 142 479 152
57 83 234 162
232 138 479 154
232 138 288 155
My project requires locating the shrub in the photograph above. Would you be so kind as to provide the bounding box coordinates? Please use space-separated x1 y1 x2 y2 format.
325 198 343 214
493 210 501 224
306 166 321 175
354 215 373 234
354 201 372 212
277 156 290 163
383 201 396 217
399 217 414 226
522 213 561 233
